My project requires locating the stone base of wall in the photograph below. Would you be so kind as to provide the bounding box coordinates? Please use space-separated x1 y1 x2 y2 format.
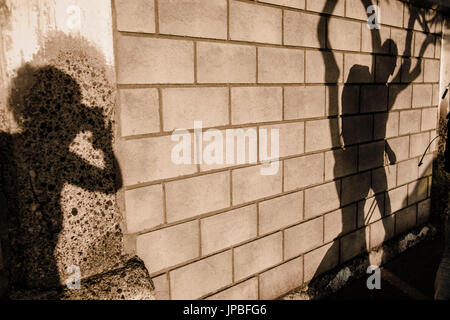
8 258 155 300
281 222 440 300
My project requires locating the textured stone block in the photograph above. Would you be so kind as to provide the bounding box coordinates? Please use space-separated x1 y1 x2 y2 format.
159 0 227 39
259 0 305 9
305 50 343 83
324 205 357 242
344 54 373 83
378 0 404 27
284 11 323 48
389 84 412 110
388 185 408 214
341 172 371 205
115 0 155 33
424 59 440 83
197 42 256 83
165 172 230 222
374 112 399 139
284 217 323 259
207 278 258 300
421 107 438 131
395 206 417 235
136 221 199 273
387 136 410 162
324 147 358 181
232 164 282 205
370 215 395 248
433 84 440 105
125 184 164 233
412 84 433 108
397 159 419 186
119 135 197 186
304 182 341 218
200 205 257 255
372 164 397 193
401 58 424 83
305 119 339 152
152 273 170 300
259 191 303 235
414 32 435 58
345 0 368 20
259 257 303 299
306 0 344 15
258 47 304 83
304 241 339 282
360 85 388 112
119 88 160 136
231 87 282 124
170 251 232 299
358 141 385 171
326 85 359 116
340 228 367 262
284 153 324 191
407 177 428 205
234 233 283 280
329 18 361 51
230 1 282 44
259 122 304 158
417 198 431 225
410 132 430 158
342 114 373 145
162 87 229 131
376 55 402 83
399 109 421 135
284 86 326 120
362 24 391 53
391 28 408 56
419 154 434 178
116 35 194 84
357 194 385 227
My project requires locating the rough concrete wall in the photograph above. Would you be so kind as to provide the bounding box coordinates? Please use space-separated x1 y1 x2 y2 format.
113 0 446 300
0 0 154 299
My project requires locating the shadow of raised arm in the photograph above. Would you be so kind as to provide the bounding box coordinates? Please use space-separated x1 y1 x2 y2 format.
391 4 440 84
65 105 122 194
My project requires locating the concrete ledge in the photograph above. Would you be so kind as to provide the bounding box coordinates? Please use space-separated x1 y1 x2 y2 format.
9 258 155 300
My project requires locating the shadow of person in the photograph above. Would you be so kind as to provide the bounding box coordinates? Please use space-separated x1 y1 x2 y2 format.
341 39 397 237
310 40 400 283
0 64 122 295
308 0 440 297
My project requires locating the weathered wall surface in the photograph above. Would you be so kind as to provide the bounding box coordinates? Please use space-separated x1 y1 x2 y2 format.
114 0 445 300
0 0 154 299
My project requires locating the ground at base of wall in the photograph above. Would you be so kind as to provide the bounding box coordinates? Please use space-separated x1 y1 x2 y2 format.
8 258 156 300
326 236 443 300
282 223 442 300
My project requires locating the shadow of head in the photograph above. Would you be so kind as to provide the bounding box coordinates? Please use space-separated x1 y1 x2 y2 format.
378 39 398 81
8 64 111 151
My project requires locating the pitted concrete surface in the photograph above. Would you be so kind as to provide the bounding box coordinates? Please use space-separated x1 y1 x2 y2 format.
0 32 154 299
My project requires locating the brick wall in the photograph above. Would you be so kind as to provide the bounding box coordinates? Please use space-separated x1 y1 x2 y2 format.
113 0 443 299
